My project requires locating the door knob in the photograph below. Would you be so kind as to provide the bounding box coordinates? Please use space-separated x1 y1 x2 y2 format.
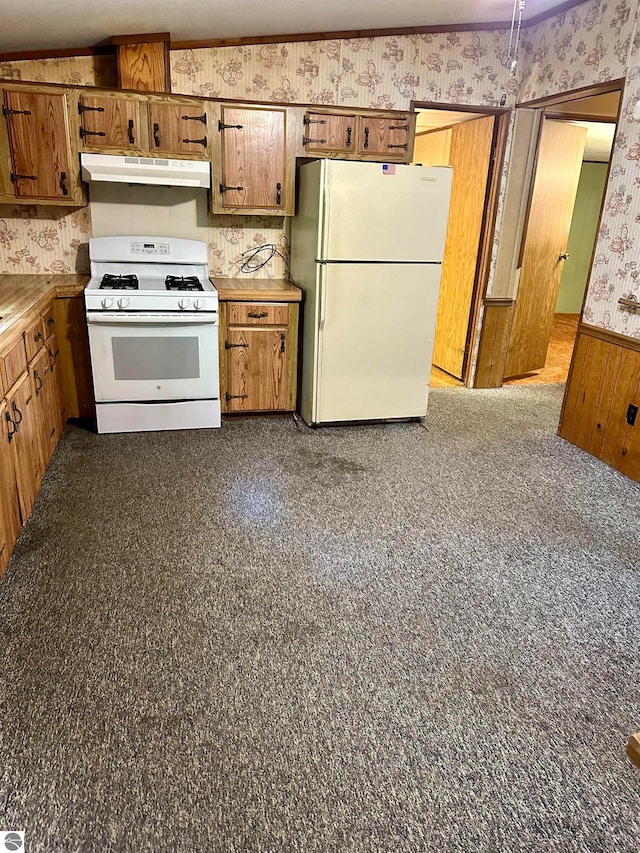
558 252 569 261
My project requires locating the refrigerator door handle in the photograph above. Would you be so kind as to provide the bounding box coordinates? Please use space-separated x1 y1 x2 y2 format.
319 267 327 330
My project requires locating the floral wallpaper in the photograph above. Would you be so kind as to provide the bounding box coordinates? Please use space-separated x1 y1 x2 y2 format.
0 55 116 88
520 0 640 337
169 31 520 109
0 204 92 274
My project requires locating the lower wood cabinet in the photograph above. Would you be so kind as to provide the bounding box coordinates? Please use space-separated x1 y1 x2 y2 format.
220 297 299 413
0 400 21 578
5 370 43 522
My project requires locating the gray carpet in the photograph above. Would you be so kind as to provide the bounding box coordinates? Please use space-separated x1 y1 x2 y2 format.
1 384 640 852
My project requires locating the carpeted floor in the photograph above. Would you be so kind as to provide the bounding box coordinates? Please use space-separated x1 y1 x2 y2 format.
1 384 640 852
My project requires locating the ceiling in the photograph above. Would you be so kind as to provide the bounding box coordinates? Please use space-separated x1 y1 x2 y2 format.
1 1 573 54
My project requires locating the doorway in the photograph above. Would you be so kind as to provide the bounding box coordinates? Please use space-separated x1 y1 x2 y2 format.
502 88 620 387
410 103 509 389
482 86 622 387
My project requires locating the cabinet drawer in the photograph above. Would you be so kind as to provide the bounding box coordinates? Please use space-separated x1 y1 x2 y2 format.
226 303 289 326
24 317 46 362
42 305 56 339
1 336 28 390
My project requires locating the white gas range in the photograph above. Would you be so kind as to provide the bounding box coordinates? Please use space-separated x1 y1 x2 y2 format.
85 236 220 434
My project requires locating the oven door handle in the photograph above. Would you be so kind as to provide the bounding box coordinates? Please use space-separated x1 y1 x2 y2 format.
87 313 218 325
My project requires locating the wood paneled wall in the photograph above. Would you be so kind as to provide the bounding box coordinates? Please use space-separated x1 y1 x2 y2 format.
559 325 640 482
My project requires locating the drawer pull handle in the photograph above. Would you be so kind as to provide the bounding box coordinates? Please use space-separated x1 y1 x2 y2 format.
220 184 244 193
127 119 135 144
276 182 282 206
280 333 285 354
34 370 43 396
346 126 352 147
34 331 43 341
11 402 22 425
363 126 369 149
226 393 248 401
153 122 160 147
5 411 16 442
225 341 249 349
247 311 268 319
47 317 55 326
387 143 408 150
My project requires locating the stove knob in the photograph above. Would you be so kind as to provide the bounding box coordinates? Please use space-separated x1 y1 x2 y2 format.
178 298 190 310
117 297 129 309
193 299 202 310
101 296 113 309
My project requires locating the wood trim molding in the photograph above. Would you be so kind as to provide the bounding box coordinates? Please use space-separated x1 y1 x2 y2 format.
107 32 171 46
628 733 640 769
518 79 626 109
545 110 618 123
578 322 640 353
412 100 509 117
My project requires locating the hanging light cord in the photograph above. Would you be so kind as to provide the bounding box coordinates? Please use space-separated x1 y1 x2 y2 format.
507 0 526 76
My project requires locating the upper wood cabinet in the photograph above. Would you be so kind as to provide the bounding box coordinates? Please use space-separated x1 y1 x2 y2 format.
357 116 411 157
300 109 415 162
303 112 356 155
214 104 288 214
1 87 83 204
78 92 146 152
147 98 209 158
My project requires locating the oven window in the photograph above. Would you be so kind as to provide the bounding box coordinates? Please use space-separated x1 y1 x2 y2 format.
112 336 200 380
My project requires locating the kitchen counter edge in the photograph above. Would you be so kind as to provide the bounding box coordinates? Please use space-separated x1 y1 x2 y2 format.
0 274 88 345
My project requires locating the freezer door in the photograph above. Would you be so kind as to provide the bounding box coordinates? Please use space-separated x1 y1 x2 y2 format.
321 161 453 262
315 263 442 423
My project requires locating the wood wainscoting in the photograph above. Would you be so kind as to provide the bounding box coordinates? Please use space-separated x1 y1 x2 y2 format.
474 299 515 388
558 324 640 482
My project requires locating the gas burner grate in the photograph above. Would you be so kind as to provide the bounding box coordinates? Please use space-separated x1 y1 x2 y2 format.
99 274 139 290
165 275 204 292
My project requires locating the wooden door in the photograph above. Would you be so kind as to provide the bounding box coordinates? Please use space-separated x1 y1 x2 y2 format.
303 112 356 154
148 101 208 156
219 106 286 210
432 115 495 379
226 328 289 412
505 119 586 378
0 400 21 578
79 94 142 151
3 89 73 199
6 371 43 522
357 116 409 158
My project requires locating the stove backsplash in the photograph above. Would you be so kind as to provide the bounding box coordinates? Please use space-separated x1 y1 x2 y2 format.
0 192 289 279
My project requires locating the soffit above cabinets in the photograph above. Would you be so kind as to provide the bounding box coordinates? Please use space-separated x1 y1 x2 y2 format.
1 0 577 54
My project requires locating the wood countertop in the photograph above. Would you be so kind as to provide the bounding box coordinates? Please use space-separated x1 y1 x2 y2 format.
0 274 88 344
213 278 302 302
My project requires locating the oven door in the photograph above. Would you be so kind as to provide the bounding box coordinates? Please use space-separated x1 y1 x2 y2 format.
86 312 219 403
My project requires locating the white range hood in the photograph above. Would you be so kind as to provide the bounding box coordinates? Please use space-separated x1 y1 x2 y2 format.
80 153 211 188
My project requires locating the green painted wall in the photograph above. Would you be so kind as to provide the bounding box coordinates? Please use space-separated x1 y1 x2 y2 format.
555 162 608 315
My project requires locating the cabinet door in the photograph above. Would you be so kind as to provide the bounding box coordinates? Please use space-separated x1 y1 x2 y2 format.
6 371 43 522
45 335 63 441
79 93 142 151
148 101 208 157
219 106 286 210
226 327 289 412
31 347 53 471
357 116 410 158
0 400 21 578
303 112 356 154
3 89 74 199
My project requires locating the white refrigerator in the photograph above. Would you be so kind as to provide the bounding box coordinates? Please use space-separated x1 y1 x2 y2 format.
290 159 453 426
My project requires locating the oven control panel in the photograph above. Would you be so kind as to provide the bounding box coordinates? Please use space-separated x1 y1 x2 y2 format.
130 241 170 255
